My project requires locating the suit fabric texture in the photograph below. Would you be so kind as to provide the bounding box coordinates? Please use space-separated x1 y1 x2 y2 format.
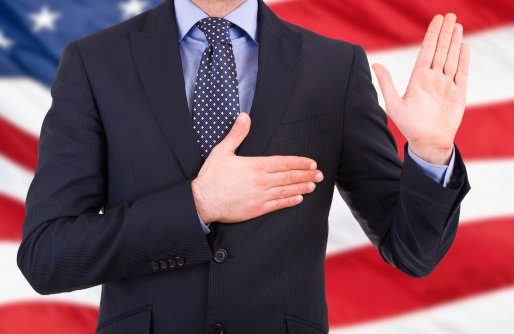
17 0 471 333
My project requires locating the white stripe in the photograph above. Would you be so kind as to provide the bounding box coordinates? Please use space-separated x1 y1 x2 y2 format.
0 26 513 137
0 242 101 308
0 77 51 136
330 286 514 334
368 24 514 109
326 158 514 255
0 154 33 203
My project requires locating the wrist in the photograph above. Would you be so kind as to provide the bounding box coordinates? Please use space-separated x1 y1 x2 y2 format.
408 141 453 165
191 178 215 224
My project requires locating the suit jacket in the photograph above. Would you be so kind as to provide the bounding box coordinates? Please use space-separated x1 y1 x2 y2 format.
17 0 471 333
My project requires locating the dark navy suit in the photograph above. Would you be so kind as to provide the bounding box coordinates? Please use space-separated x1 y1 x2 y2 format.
17 0 471 333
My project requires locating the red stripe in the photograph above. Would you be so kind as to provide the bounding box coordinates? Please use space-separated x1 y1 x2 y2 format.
325 216 514 327
389 100 514 161
269 0 514 51
0 194 25 241
0 115 38 172
0 301 98 334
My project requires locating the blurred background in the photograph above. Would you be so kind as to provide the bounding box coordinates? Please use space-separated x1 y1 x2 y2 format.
1 0 513 333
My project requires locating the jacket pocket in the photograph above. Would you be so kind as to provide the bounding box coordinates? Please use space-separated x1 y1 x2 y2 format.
96 305 152 334
286 315 328 334
269 114 331 144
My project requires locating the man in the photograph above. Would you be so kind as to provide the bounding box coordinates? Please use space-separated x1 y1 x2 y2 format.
17 0 471 333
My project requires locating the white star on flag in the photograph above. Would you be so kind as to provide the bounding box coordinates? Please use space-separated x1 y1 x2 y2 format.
28 5 61 33
118 0 149 20
0 29 15 51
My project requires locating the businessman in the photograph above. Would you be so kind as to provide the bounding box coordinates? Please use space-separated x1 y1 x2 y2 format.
17 0 471 333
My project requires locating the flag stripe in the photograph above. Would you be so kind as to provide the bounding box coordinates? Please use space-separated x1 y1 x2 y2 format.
367 24 514 109
325 216 514 327
0 115 38 171
330 286 514 334
0 242 101 307
0 301 98 334
0 154 33 204
268 0 514 51
0 194 25 242
0 78 50 136
388 100 514 161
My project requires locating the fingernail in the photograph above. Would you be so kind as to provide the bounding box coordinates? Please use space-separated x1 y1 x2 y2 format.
310 162 317 170
296 195 303 202
316 173 323 181
308 182 315 190
237 113 246 124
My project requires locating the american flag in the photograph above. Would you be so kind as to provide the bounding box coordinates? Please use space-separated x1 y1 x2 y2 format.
1 0 513 332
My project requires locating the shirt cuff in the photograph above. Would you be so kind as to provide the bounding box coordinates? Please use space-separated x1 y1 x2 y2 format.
197 211 211 234
407 143 456 188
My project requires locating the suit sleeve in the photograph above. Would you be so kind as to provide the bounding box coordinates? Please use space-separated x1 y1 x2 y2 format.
408 143 455 187
335 44 471 278
17 41 213 295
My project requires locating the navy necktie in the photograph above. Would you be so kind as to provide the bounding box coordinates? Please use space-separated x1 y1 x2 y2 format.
193 17 241 160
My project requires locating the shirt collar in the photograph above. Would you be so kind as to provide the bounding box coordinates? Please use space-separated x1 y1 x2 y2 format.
174 0 258 44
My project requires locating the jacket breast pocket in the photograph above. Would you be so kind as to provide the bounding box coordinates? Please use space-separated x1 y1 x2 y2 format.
286 315 328 334
269 114 331 145
96 305 152 334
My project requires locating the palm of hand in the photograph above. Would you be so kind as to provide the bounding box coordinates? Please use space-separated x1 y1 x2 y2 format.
372 13 470 162
399 65 466 149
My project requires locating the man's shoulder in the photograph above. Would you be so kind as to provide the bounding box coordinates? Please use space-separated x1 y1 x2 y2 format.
72 9 151 53
281 19 355 53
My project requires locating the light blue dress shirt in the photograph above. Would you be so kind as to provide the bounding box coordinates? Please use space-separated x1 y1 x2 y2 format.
173 0 456 235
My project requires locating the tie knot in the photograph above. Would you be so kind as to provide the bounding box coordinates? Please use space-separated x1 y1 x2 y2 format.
196 17 234 45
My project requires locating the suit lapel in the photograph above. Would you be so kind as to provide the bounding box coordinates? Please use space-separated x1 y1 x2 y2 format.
131 0 203 180
131 0 302 179
236 0 303 157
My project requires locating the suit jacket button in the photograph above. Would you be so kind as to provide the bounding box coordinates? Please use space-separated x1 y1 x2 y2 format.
175 257 185 266
214 249 227 263
167 259 176 268
149 262 159 270
210 324 224 334
158 260 168 269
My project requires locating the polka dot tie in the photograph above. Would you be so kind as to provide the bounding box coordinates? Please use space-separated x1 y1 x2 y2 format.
193 17 241 160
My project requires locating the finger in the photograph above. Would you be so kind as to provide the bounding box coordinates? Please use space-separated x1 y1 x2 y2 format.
264 181 316 202
262 194 303 215
413 14 444 69
267 169 323 188
371 63 401 112
432 13 457 72
263 155 317 173
443 23 463 79
455 42 470 88
216 112 250 155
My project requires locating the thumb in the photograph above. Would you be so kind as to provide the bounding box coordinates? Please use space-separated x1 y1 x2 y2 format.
371 63 401 112
218 112 250 154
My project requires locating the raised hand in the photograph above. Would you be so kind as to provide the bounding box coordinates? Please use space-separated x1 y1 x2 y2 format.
191 112 324 224
371 13 470 165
